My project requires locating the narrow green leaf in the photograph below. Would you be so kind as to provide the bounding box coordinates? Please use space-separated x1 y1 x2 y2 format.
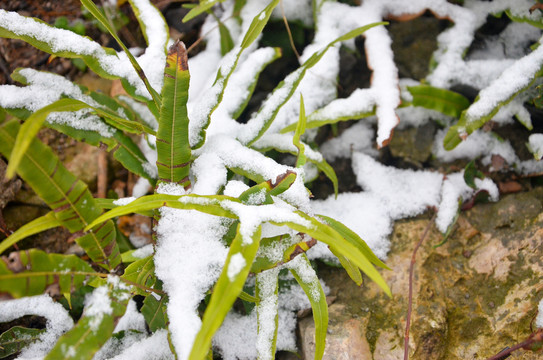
141 294 168 332
407 85 470 118
156 41 191 186
0 121 121 270
0 250 96 298
45 278 131 360
0 326 45 358
6 98 153 179
183 0 225 22
273 213 391 297
239 22 387 146
189 225 262 360
85 194 240 230
190 0 281 149
294 94 307 168
255 269 279 360
443 51 543 150
315 158 338 198
289 254 328 360
317 214 388 270
280 107 375 133
0 10 119 79
80 0 161 109
231 47 281 120
241 0 279 49
0 211 60 255
46 122 155 184
128 0 169 49
239 291 259 303
122 256 157 296
5 99 89 179
218 19 235 56
329 248 363 286
506 9 543 29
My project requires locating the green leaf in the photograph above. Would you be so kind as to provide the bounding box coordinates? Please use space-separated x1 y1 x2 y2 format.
218 19 235 56
122 256 157 296
273 213 391 297
0 326 45 358
189 224 262 360
463 160 484 190
239 21 387 146
289 254 328 360
47 122 155 184
231 47 281 120
45 278 131 360
317 214 388 269
444 59 543 151
190 0 280 149
0 121 121 270
156 41 192 186
183 0 225 22
141 294 168 332
329 248 363 286
0 249 96 298
85 194 239 231
505 9 543 29
80 0 161 109
0 10 119 79
128 0 169 49
407 85 470 118
294 94 307 168
0 211 60 255
255 269 279 359
6 98 153 179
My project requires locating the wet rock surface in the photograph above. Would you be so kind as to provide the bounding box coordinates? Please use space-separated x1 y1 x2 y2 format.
300 188 543 359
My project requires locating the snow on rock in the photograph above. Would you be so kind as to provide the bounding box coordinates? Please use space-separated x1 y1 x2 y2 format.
528 133 543 160
435 172 499 233
312 153 443 260
0 294 74 359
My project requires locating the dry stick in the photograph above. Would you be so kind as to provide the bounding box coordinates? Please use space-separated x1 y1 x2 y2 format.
403 211 437 360
280 0 301 61
485 329 543 360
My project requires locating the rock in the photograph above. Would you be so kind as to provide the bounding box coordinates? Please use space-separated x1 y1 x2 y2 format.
389 122 436 165
299 188 543 359
388 16 447 80
0 158 22 209
299 303 372 360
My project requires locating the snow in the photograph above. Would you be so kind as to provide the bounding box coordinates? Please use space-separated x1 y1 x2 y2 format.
255 268 280 360
227 253 247 281
85 285 113 331
0 294 74 360
528 134 543 160
4 0 543 358
113 197 137 206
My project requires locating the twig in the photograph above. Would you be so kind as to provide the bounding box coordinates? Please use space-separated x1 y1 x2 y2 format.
280 0 301 61
485 329 543 360
403 211 437 360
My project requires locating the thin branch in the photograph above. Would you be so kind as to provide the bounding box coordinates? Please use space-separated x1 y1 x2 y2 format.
485 329 543 360
404 211 436 360
280 0 301 61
